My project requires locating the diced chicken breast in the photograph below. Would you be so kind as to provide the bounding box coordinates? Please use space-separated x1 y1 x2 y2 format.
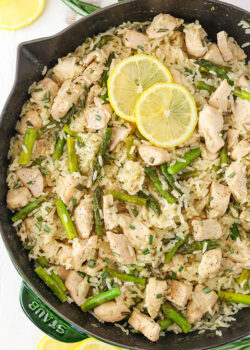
51 80 83 119
85 105 112 131
145 278 167 319
124 30 149 49
72 236 97 268
208 80 232 112
184 26 207 58
138 144 170 166
236 74 250 89
42 241 72 266
33 139 53 157
106 231 136 264
16 167 44 198
198 248 222 278
192 219 223 241
170 280 192 307
239 210 250 232
109 124 131 151
103 194 117 230
229 239 250 266
74 200 93 239
98 241 116 263
170 68 189 87
65 271 89 306
186 284 218 323
82 61 104 87
128 309 161 342
217 31 246 62
147 14 184 39
81 49 109 68
53 56 83 81
81 258 106 276
85 85 102 106
232 99 250 131
56 174 84 203
56 266 70 281
221 258 240 273
227 129 239 150
204 43 224 65
231 140 250 161
208 182 231 218
7 187 31 209
31 78 59 104
18 110 43 135
94 301 130 323
200 145 218 161
198 105 224 154
118 160 144 195
225 161 247 203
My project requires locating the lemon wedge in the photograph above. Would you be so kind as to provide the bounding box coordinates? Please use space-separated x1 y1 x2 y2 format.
0 0 45 30
108 54 173 122
73 338 122 350
135 83 198 148
37 336 77 350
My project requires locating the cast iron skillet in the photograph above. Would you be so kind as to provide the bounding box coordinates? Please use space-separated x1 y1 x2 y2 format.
0 0 249 349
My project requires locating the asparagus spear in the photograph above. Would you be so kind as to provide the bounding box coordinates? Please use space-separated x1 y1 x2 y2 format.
233 87 250 101
35 266 68 303
63 125 85 146
52 138 66 160
11 196 46 222
177 239 220 254
104 268 146 286
162 303 191 333
158 318 174 331
100 53 115 103
196 81 216 94
18 128 37 165
66 136 79 173
165 235 189 263
161 164 182 194
94 35 112 49
218 291 250 305
230 223 241 240
93 128 112 182
37 256 49 267
109 190 147 206
94 186 103 236
50 271 66 292
30 157 45 167
179 170 199 180
145 167 177 204
197 59 233 85
237 269 249 289
125 135 137 161
55 199 78 240
81 287 121 312
167 148 201 175
137 191 161 215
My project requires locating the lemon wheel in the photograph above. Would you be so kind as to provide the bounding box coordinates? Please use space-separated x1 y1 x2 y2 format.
37 336 77 350
73 337 122 350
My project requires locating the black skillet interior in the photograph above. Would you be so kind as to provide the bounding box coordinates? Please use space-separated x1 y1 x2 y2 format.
0 0 249 349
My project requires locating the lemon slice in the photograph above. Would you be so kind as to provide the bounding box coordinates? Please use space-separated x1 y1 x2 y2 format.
73 338 122 350
37 336 77 350
135 83 198 148
108 54 173 122
0 0 45 30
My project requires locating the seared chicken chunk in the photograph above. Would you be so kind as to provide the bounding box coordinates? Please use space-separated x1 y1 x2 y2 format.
204 43 224 65
17 167 44 198
170 280 192 307
229 239 250 266
239 210 250 232
232 99 250 131
94 301 130 323
106 231 136 264
85 85 102 106
82 61 104 87
81 258 106 276
85 104 112 131
33 139 53 157
56 174 84 203
217 31 246 62
53 56 83 81
231 140 250 161
227 129 239 150
98 241 116 264
184 26 207 58
124 30 149 49
74 200 93 239
200 145 218 161
145 278 167 319
128 309 161 342
7 187 31 209
65 271 89 306
109 124 131 151
208 182 231 218
72 236 97 267
208 80 232 112
18 110 43 135
198 248 222 278
192 219 222 241
103 194 117 230
147 14 184 39
138 144 170 166
31 78 59 104
170 68 189 87
236 74 250 89
225 161 247 203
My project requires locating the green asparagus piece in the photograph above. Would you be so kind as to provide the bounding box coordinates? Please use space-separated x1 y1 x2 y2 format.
35 266 68 303
218 291 250 305
93 128 112 182
177 239 220 254
50 271 66 292
104 268 146 286
63 125 85 146
145 167 177 204
125 135 137 161
165 235 189 263
220 142 228 167
52 138 66 160
162 303 191 333
94 186 103 236
137 191 161 215
30 157 45 167
81 287 121 312
196 81 216 94
230 223 241 240
161 164 182 193
61 0 100 17
55 199 78 240
167 148 201 175
159 318 174 331
179 170 199 180
197 59 233 85
95 35 112 49
109 190 147 206
233 87 250 101
11 196 46 222
237 269 249 289
100 53 115 103
37 256 49 267
66 136 79 173
18 128 37 165
39 105 76 135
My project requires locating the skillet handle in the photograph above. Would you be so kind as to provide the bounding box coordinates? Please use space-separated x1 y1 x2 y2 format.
19 282 88 343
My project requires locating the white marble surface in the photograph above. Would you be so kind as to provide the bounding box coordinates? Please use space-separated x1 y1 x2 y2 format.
0 0 249 349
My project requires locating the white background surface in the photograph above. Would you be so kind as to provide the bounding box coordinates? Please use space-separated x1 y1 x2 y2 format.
0 1 249 349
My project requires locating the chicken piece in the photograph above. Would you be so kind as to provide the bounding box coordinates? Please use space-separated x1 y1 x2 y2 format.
198 105 224 154
145 278 167 319
94 301 130 323
225 161 247 203
65 271 89 306
162 254 187 273
18 110 43 135
16 167 44 198
227 129 239 150
170 30 185 48
184 26 207 58
239 210 250 232
200 145 218 161
82 61 104 87
56 266 70 281
169 280 192 307
204 43 224 65
103 194 117 230
85 85 101 106
208 80 232 112
229 239 250 266
236 74 250 90
7 187 31 209
53 56 83 81
231 140 250 161
81 49 109 68
42 241 72 266
33 139 53 157
208 182 231 218
51 80 83 119
232 99 250 131
98 241 116 263
106 231 136 264
109 124 131 151
186 284 218 324
170 68 189 87
56 174 84 203
192 219 223 241
119 214 151 250
128 309 160 342
221 258 242 275
124 30 149 50
81 258 106 276
147 14 184 39
74 200 93 239
72 236 97 268
217 31 246 62
85 105 112 131
31 78 59 104
198 248 222 278
138 144 170 166
118 160 144 195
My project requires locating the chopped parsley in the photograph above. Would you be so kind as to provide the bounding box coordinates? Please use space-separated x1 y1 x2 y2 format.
43 225 51 233
72 198 77 206
178 265 184 272
45 206 50 213
208 196 214 201
170 272 177 280
234 217 239 224
36 223 41 231
34 88 43 92
129 225 135 230
142 248 150 255
131 208 138 217
95 115 101 121
37 216 43 222
203 286 212 294
40 167 48 175
157 28 167 32
156 293 163 299
137 45 144 50
80 100 85 108
26 181 32 184
42 91 51 103
75 183 84 191
88 259 96 268
13 184 21 189
104 257 110 264
101 270 108 278
84 86 90 92
49 193 55 199
228 171 236 178
149 234 153 245
233 205 241 210
114 252 120 258
200 221 204 226
230 247 234 253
